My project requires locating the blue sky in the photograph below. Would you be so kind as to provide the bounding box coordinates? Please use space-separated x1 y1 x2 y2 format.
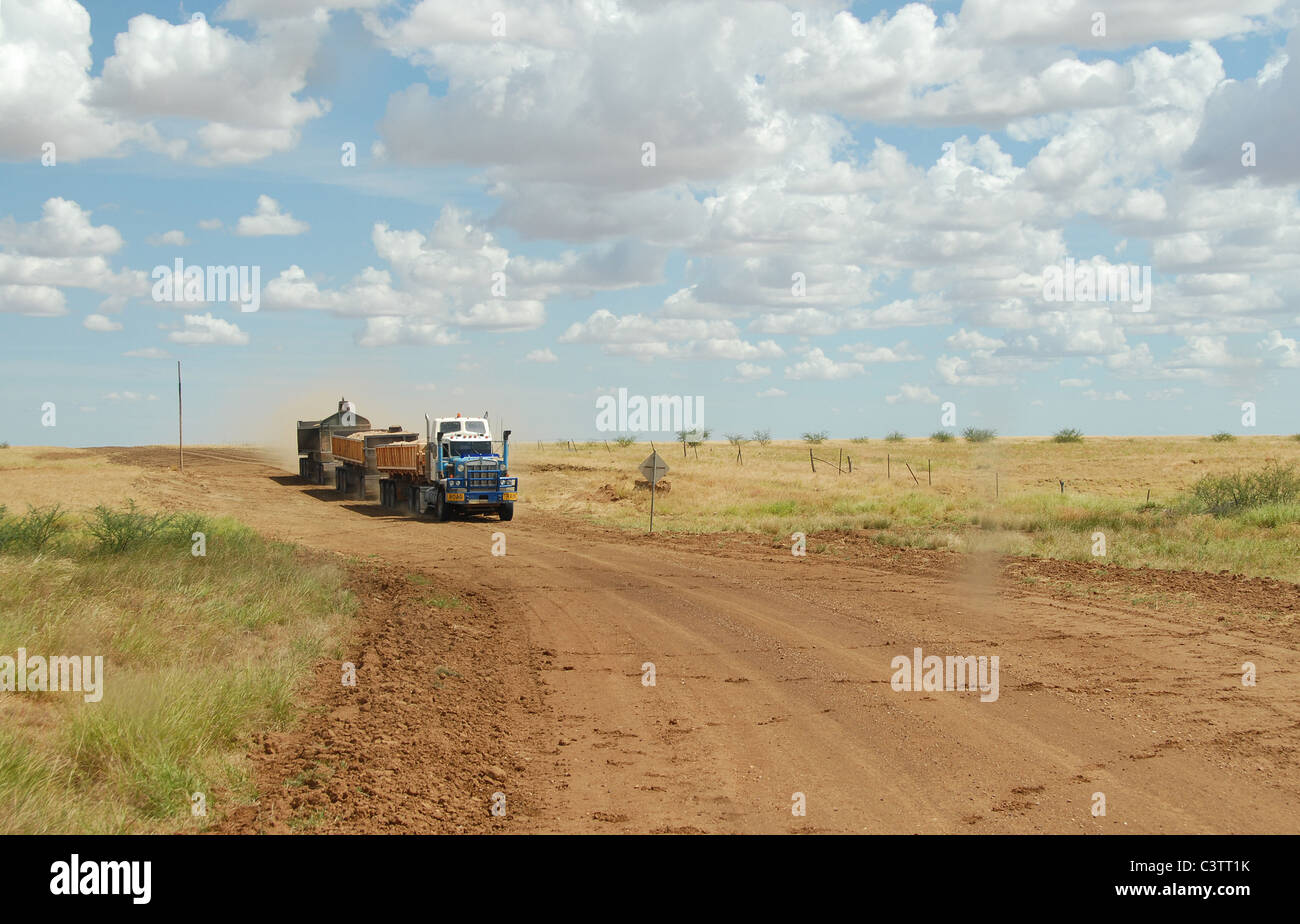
2 0 1299 447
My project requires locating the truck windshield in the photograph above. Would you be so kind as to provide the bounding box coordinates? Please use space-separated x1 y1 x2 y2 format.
447 441 492 457
464 421 487 434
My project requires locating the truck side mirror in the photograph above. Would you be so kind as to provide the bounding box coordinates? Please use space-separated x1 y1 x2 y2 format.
503 430 512 442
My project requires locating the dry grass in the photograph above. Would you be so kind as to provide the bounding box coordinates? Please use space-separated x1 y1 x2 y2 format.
0 504 357 834
513 435 1300 581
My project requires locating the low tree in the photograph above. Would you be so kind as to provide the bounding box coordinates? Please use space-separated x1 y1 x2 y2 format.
801 431 829 444
752 429 772 447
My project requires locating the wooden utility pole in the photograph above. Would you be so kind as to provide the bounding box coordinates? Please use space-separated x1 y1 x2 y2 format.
177 361 184 472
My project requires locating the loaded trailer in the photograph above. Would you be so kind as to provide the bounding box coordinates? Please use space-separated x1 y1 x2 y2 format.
296 398 370 484
374 415 518 521
331 426 420 500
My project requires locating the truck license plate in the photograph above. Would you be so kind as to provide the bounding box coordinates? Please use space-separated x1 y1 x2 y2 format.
446 492 465 502
503 493 517 501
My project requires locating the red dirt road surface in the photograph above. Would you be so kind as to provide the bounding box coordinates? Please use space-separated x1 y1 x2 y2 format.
111 447 1299 834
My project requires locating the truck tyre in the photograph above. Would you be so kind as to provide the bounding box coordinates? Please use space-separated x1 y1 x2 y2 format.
498 503 514 522
434 488 450 522
335 467 343 493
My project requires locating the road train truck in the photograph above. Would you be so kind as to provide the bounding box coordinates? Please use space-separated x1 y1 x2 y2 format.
372 414 518 521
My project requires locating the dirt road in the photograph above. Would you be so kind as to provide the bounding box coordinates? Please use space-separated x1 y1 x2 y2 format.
106 447 1300 833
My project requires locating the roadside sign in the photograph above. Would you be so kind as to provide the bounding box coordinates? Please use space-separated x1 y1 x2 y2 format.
639 451 669 533
639 451 669 484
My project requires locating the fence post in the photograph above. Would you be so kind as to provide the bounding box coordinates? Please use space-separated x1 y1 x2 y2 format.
887 453 891 479
928 458 931 485
810 448 816 473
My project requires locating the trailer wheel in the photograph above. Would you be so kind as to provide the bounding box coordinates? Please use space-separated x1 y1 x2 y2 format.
335 467 344 493
434 488 450 522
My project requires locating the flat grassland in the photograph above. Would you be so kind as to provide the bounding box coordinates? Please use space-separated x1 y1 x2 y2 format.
513 435 1300 583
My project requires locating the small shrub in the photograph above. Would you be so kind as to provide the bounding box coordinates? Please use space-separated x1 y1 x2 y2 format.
724 433 747 447
1191 463 1300 516
884 431 906 442
962 427 997 443
751 429 772 447
1209 432 1235 442
614 436 636 447
930 430 955 443
1052 428 1084 443
801 431 829 444
849 436 869 444
85 500 175 553
0 504 68 553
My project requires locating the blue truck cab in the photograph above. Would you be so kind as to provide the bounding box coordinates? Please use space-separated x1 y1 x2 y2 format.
429 415 518 521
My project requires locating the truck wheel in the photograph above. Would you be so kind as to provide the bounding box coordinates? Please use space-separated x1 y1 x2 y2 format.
434 488 450 522
335 467 343 493
498 502 514 522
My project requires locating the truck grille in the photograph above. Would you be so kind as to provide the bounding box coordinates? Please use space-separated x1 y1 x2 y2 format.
465 461 499 489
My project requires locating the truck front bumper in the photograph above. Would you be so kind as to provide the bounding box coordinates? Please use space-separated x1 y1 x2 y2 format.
447 493 512 504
